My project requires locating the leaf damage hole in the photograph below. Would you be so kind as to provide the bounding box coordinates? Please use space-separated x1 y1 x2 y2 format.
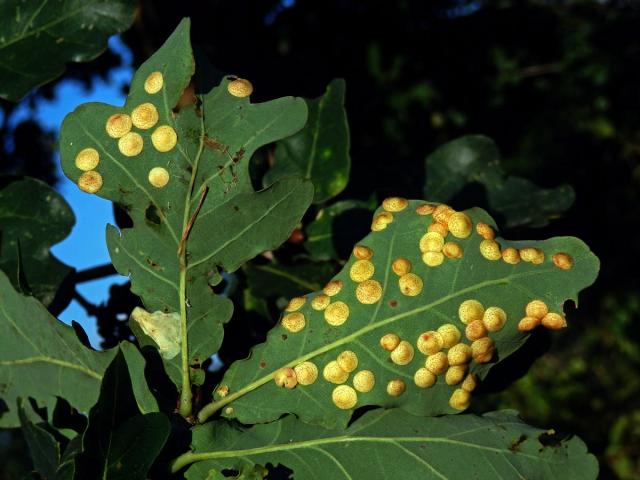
509 434 528 452
145 204 161 225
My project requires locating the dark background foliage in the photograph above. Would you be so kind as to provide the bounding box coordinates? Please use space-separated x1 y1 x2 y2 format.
1 1 638 478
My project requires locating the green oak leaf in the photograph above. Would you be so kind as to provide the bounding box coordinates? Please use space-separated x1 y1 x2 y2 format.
265 78 350 203
0 0 137 101
175 409 598 479
0 176 74 311
245 260 338 300
59 19 313 389
18 399 60 479
199 199 598 428
424 135 575 228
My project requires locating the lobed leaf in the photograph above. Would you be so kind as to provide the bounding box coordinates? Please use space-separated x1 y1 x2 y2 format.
203 199 599 428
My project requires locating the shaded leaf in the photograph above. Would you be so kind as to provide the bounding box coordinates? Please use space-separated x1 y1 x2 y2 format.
265 78 350 203
178 409 598 479
0 176 74 310
119 341 159 414
18 399 60 478
424 135 575 228
245 261 337 300
0 0 137 101
202 199 598 428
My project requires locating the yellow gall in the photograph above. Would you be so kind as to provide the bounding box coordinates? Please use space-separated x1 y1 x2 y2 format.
448 343 472 366
323 361 349 384
422 251 444 267
465 319 488 341
75 148 100 171
78 171 103 194
461 373 478 392
227 78 254 98
390 340 415 365
332 385 358 409
414 368 437 388
131 102 159 129
281 312 305 333
425 352 449 375
311 294 330 311
502 247 521 265
392 257 412 276
445 365 468 385
518 316 541 332
415 203 436 215
144 71 164 94
448 212 472 239
482 306 507 332
356 279 383 304
105 113 132 138
476 222 495 240
350 259 375 282
449 388 471 411
151 125 178 152
324 301 349 326
371 211 393 231
520 247 544 264
148 167 170 188
323 279 343 296
382 196 408 212
337 351 359 373
216 385 229 397
480 239 502 261
294 362 318 386
525 300 549 319
427 221 449 236
353 370 375 393
386 379 406 397
417 331 443 355
443 242 463 259
437 324 461 348
353 245 373 260
274 367 297 389
398 273 423 296
380 333 401 352
542 312 567 330
224 407 234 415
553 252 574 270
419 232 444 252
433 204 455 224
471 337 495 364
118 132 144 157
285 297 306 312
458 299 485 325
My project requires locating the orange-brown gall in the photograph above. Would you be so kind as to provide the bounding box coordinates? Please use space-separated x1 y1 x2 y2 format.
433 204 455 224
323 280 343 296
458 299 485 325
449 388 471 410
445 365 468 385
425 352 449 375
422 251 444 267
553 252 574 270
332 385 358 409
417 331 443 355
476 222 495 240
392 257 412 276
311 294 330 310
356 279 383 304
419 232 444 253
353 370 375 392
118 132 144 157
380 333 401 351
427 222 449 236
323 361 349 384
144 71 164 94
294 362 318 385
353 245 373 260
415 203 436 216
437 324 461 348
542 312 567 330
227 78 254 98
382 196 408 212
106 113 132 138
281 312 305 333
390 341 415 365
471 337 495 364
350 259 375 282
151 125 177 152
274 367 297 389
386 379 406 397
501 247 520 265
78 171 103 194
75 148 100 171
448 212 472 239
337 351 359 373
148 167 170 188
482 306 507 332
324 301 349 326
414 368 437 388
465 319 488 341
443 242 463 259
518 316 541 332
448 343 472 366
131 102 159 129
371 211 393 231
480 239 502 261
398 273 423 296
461 373 478 392
285 297 306 312
525 300 548 319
